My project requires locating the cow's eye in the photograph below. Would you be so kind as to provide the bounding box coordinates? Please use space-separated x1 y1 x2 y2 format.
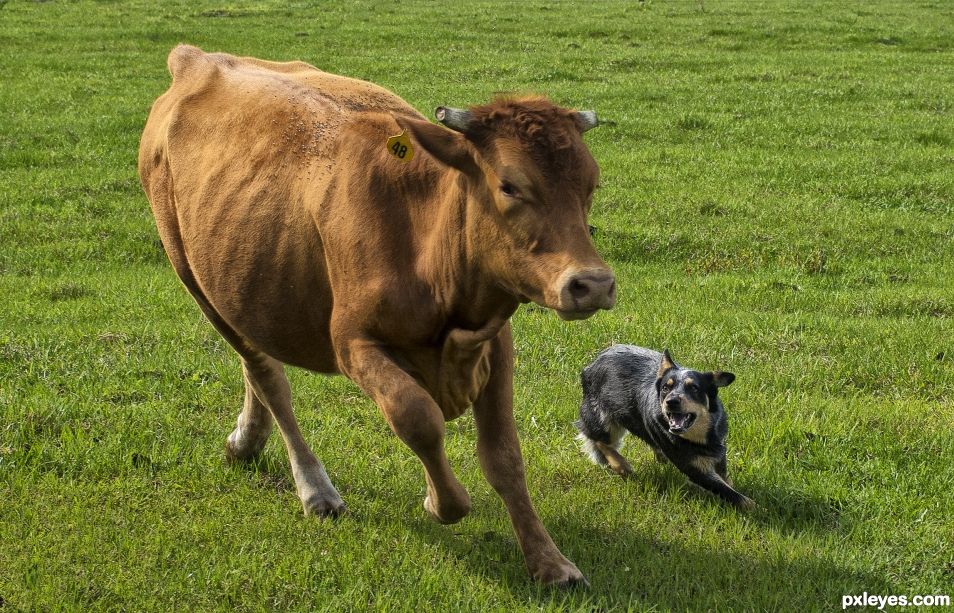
500 182 518 198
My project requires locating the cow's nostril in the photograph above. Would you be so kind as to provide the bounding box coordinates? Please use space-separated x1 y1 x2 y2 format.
558 269 616 313
568 279 590 300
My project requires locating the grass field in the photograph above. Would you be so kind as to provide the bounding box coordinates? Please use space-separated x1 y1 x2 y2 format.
1 0 953 609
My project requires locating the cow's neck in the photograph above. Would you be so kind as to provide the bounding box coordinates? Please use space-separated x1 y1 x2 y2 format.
414 173 514 419
420 171 518 340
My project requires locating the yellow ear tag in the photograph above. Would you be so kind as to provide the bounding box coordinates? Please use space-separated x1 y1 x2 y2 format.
386 129 414 162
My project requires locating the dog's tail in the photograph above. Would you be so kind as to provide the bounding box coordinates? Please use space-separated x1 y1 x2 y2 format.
577 391 630 466
577 366 605 465
575 428 608 466
575 393 611 466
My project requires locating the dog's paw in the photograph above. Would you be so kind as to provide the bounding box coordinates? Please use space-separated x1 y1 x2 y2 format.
609 464 634 479
735 496 757 512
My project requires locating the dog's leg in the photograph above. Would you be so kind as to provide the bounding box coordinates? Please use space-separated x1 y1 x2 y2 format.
681 457 754 511
595 441 634 478
715 456 733 486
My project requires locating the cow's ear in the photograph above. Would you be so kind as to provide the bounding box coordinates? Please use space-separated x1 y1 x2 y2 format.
394 116 480 177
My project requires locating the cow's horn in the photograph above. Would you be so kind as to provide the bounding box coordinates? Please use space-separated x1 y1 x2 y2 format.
575 110 599 132
435 106 472 132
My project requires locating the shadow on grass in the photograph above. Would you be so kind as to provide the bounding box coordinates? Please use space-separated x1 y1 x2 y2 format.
407 507 894 609
635 466 850 535
230 449 886 607
226 452 296 495
226 449 410 522
229 437 867 608
390 458 884 608
552 515 892 609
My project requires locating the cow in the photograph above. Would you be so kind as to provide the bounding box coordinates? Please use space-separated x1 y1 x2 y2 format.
138 45 616 586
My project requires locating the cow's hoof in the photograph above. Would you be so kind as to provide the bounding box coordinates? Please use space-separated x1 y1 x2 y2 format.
224 439 260 463
302 493 347 519
531 557 588 588
423 493 470 525
225 428 269 462
553 574 590 590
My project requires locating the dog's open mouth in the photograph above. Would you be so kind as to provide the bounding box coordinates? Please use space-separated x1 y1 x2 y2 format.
666 412 696 434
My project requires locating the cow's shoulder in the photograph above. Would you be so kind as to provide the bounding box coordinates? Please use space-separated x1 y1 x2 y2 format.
166 44 315 83
166 45 418 119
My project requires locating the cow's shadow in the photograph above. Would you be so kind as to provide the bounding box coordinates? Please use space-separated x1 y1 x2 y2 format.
403 472 891 609
408 511 892 609
234 442 884 607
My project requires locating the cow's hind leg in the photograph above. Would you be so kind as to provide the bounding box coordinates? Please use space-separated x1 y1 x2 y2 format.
225 367 274 461
143 167 342 516
243 353 346 517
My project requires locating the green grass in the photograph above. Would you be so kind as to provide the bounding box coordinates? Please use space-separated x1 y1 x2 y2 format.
1 0 953 609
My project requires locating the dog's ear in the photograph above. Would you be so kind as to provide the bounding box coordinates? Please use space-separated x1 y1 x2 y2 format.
657 349 675 379
710 371 736 388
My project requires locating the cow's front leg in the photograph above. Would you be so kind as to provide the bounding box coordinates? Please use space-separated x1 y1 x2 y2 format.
339 337 470 524
473 324 586 587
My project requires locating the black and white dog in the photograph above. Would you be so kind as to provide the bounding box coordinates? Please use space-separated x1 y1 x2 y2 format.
576 345 753 510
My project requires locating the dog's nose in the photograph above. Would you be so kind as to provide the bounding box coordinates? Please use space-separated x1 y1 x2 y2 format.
665 396 681 409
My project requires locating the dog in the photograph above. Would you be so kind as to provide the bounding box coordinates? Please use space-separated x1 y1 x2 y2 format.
575 345 754 510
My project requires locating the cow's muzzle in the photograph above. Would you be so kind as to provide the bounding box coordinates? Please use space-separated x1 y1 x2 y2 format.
554 268 616 320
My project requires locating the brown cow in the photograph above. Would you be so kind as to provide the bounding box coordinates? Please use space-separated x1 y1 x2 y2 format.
138 45 615 586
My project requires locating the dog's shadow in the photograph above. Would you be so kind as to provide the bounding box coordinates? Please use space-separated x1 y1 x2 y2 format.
626 458 850 535
547 513 892 608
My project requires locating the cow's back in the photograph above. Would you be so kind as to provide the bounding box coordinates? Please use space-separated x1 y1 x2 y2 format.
139 45 421 372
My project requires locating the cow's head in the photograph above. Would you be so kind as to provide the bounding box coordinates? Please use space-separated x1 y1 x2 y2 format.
396 97 615 320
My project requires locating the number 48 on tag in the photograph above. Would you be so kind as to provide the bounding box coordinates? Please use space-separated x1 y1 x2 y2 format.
386 129 414 162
